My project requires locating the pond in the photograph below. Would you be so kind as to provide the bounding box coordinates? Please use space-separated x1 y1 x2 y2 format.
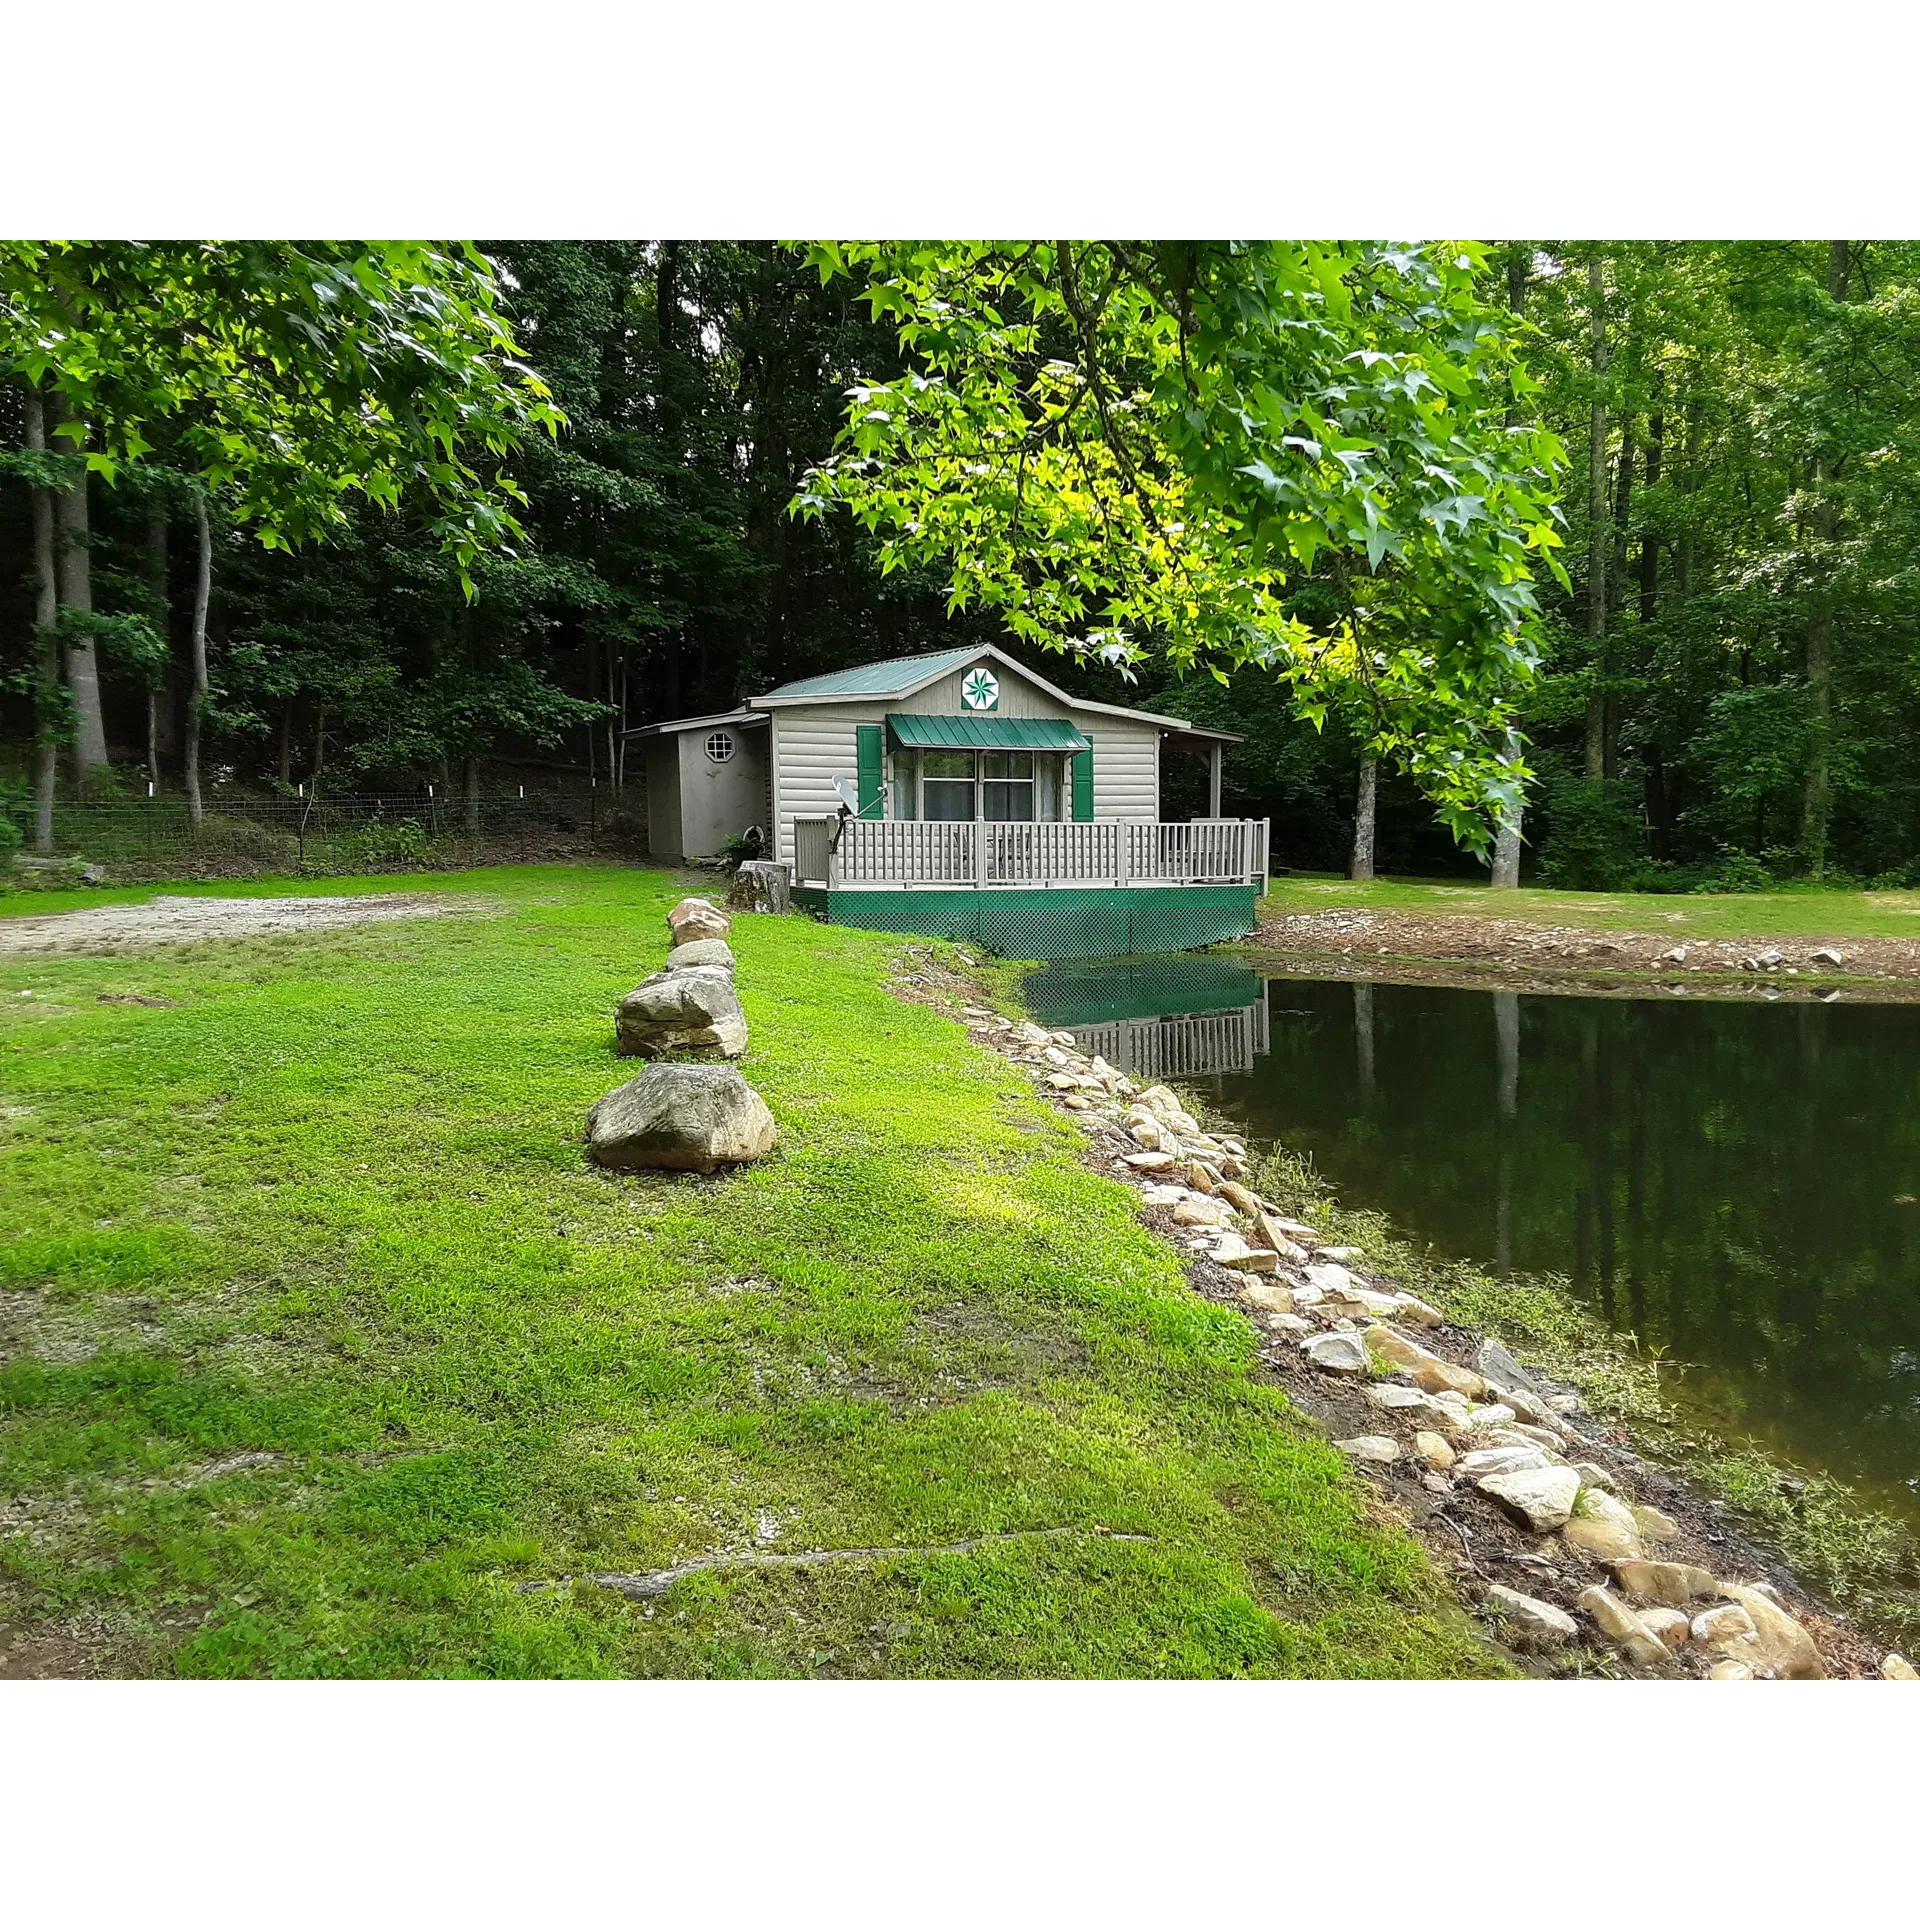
1026 957 1920 1528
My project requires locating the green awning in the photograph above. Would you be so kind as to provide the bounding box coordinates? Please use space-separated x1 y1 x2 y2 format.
886 714 1093 751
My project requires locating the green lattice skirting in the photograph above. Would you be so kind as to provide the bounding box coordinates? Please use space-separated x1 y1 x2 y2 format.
789 886 1261 960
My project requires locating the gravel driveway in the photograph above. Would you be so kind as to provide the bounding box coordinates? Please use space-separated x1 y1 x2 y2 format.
0 892 489 957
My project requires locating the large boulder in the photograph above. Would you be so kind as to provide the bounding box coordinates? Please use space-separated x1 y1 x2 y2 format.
1715 1579 1828 1679
1577 1584 1674 1666
1474 1338 1541 1399
668 896 732 946
1363 1324 1429 1371
586 1063 776 1174
1411 1356 1488 1400
664 938 735 975
1561 1488 1644 1563
1485 1584 1579 1649
1613 1558 1719 1608
615 969 748 1059
1458 1445 1554 1481
1477 1462 1582 1531
1302 1330 1369 1375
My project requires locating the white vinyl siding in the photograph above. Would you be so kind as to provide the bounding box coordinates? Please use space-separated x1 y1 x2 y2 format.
771 708 860 864
1084 717 1159 821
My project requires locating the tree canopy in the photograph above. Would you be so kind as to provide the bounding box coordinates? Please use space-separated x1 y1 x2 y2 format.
0 241 562 573
795 241 1567 849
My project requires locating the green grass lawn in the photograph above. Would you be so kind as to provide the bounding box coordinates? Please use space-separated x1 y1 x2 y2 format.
1261 872 1920 942
0 863 1498 1678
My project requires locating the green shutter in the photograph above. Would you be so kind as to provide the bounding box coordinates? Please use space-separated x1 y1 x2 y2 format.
856 724 885 816
1070 748 1094 820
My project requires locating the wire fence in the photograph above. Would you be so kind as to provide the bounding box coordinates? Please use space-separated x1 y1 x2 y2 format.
5 791 626 870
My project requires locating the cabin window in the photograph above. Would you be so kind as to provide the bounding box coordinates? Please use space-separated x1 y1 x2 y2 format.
704 731 735 764
921 749 977 821
891 750 917 819
982 750 1036 821
1036 753 1064 822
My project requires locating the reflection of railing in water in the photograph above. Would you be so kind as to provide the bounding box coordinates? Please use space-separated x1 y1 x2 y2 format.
1069 1000 1271 1080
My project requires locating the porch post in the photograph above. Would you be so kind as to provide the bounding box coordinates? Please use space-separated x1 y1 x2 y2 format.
1208 741 1223 818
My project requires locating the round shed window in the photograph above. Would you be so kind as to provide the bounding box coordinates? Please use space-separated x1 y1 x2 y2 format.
704 731 736 764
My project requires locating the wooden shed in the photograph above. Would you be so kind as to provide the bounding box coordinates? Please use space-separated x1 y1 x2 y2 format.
625 708 771 862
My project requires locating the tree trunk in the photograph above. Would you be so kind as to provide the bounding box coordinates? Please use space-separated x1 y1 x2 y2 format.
25 390 60 852
1801 241 1853 879
1608 417 1636 630
606 636 621 792
1639 396 1663 624
312 705 328 779
1802 547 1835 878
726 859 791 917
1350 754 1378 881
1503 246 1529 397
1603 415 1635 780
1674 396 1701 600
277 699 295 785
144 509 169 792
618 647 630 791
1491 245 1529 885
184 492 212 827
1491 730 1524 888
1584 255 1610 780
464 754 482 834
51 402 110 784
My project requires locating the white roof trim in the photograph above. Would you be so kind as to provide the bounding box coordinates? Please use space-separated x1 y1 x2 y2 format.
746 643 1196 731
623 707 768 739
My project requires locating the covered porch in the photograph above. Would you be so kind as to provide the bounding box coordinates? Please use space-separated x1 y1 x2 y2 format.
792 815 1269 891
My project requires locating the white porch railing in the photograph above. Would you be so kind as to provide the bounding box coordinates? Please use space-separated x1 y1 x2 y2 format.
792 817 1269 891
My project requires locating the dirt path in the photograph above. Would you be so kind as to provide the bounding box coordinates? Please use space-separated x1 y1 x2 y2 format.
0 892 491 958
1248 906 1920 999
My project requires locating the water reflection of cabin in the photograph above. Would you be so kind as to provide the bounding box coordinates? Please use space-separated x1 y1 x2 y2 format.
1069 1003 1273 1081
628 644 1267 960
1023 953 1274 1079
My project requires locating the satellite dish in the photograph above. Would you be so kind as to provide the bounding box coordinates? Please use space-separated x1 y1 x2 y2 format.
832 777 861 814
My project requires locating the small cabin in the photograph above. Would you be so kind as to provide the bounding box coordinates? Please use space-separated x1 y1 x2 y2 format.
624 643 1266 960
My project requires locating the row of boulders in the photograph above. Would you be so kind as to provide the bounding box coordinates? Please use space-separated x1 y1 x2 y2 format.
962 1000 1918 1682
615 897 747 1059
586 897 777 1175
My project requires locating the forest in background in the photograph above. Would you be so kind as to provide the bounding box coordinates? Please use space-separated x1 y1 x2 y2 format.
6 239 1919 887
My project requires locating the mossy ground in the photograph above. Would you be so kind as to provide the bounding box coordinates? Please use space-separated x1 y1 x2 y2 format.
0 864 1503 1678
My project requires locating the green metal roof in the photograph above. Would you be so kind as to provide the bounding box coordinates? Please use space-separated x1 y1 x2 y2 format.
756 647 986 701
887 714 1092 751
